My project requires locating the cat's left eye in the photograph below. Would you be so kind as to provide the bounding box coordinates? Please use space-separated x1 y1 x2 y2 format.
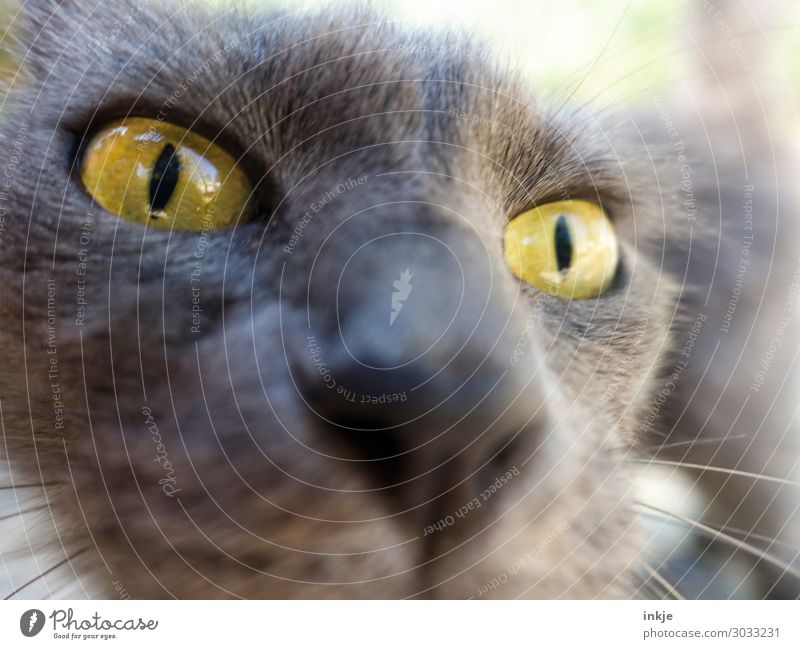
79 117 254 230
503 199 619 299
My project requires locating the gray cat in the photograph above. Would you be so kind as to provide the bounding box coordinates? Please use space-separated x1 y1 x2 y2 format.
0 0 798 599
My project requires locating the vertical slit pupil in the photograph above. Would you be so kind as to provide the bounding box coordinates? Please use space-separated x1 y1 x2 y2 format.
149 143 181 213
554 215 572 272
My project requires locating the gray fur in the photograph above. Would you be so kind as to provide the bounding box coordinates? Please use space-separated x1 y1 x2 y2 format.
0 0 797 598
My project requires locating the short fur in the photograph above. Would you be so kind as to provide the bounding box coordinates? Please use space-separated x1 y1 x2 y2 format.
0 0 798 598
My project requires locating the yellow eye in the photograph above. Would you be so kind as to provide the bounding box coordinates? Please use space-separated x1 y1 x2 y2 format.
79 117 254 230
503 199 618 299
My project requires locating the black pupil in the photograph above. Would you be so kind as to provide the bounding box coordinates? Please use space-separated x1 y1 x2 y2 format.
149 143 181 213
554 215 572 272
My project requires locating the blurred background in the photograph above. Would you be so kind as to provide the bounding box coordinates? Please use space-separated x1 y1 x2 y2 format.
297 0 800 102
2 0 799 103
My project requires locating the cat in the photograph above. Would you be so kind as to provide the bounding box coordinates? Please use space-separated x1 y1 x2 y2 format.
0 0 798 599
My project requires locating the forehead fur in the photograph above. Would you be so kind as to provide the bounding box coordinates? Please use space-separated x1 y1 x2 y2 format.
5 0 650 213
0 0 687 599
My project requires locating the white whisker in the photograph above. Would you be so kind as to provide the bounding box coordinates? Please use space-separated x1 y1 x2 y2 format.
3 548 88 600
639 561 685 600
630 459 800 488
645 435 748 451
0 504 47 522
635 502 800 581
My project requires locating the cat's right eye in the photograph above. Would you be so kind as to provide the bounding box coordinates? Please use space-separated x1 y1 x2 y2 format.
503 199 619 299
79 118 255 230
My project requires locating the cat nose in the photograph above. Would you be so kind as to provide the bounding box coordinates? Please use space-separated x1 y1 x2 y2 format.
290 213 549 495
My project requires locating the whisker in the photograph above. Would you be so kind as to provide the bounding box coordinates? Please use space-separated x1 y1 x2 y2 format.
638 508 800 553
0 504 48 522
639 561 685 600
635 502 800 580
645 435 748 451
632 576 665 600
629 459 800 487
632 567 669 600
3 548 88 600
1 436 65 444
0 482 60 490
711 527 800 554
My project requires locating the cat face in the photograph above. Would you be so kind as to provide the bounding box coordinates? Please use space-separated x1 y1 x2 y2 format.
0 0 679 597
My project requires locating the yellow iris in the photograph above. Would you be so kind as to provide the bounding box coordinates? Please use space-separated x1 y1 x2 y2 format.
503 199 618 299
80 117 254 230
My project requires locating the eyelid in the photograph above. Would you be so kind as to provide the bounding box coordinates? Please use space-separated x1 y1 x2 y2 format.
510 196 612 221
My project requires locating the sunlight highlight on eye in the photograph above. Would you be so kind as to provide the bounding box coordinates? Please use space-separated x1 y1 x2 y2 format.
79 117 254 230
